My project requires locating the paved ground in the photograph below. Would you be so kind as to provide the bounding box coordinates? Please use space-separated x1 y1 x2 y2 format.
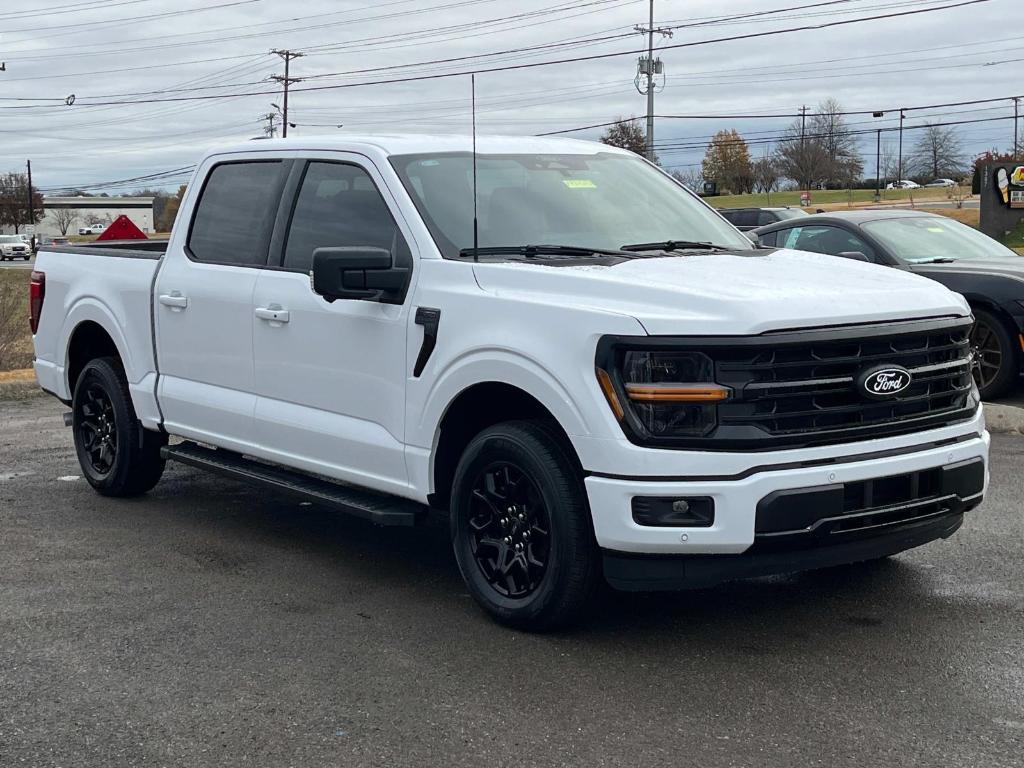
0 257 34 270
1 394 1022 768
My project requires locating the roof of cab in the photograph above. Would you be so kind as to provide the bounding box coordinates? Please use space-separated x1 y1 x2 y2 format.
210 133 633 158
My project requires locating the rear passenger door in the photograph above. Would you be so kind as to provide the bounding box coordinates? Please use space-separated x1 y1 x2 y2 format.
250 157 417 496
155 158 290 451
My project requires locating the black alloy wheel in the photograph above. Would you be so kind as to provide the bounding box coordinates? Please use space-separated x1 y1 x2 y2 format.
969 309 1018 399
72 356 167 496
467 461 551 599
450 420 599 631
77 381 118 476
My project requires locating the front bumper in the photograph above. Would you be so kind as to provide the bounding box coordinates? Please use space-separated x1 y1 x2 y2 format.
584 413 989 566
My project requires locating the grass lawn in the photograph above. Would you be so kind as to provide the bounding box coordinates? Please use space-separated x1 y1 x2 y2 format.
706 186 965 209
0 269 33 372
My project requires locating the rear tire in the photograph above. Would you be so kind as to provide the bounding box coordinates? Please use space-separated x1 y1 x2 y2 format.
970 308 1019 400
72 356 167 496
450 420 599 631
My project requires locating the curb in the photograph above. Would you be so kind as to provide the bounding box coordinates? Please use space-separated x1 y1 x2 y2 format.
983 402 1024 436
0 368 35 384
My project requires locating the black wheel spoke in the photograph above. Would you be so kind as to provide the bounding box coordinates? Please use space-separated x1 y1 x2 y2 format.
467 460 550 600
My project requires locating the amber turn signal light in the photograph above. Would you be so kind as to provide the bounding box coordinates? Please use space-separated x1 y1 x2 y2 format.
596 368 625 421
624 383 730 403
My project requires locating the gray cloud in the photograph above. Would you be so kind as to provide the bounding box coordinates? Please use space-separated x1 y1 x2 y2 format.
0 0 1019 190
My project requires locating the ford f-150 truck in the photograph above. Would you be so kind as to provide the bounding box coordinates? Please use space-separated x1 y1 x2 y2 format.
31 135 989 629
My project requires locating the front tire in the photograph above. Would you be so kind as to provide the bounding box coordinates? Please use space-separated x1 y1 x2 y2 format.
72 356 167 496
970 309 1019 399
450 420 599 631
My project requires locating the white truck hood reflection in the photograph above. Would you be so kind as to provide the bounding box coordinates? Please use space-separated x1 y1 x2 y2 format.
471 248 971 335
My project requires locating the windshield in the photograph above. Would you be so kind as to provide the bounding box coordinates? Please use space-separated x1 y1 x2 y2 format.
776 209 809 221
861 216 1020 263
0 236 24 244
389 151 752 259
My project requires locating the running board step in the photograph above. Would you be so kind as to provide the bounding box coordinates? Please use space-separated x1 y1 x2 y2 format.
161 442 422 526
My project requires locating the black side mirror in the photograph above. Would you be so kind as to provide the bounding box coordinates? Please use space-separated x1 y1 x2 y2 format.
836 251 869 262
312 246 409 304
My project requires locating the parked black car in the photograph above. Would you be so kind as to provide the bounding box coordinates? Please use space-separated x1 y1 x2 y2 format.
719 206 810 231
755 210 1024 399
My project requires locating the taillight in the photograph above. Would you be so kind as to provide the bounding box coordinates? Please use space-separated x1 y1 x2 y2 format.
29 271 45 334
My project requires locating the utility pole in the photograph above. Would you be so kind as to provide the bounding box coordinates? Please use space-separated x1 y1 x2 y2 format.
25 160 35 244
799 105 808 147
261 112 279 138
270 49 303 138
897 108 906 182
634 1 671 162
1014 97 1020 160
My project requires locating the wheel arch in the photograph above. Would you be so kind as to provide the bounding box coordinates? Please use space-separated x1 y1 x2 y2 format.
429 381 583 511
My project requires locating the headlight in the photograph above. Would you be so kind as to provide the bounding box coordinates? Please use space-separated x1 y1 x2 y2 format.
597 349 730 438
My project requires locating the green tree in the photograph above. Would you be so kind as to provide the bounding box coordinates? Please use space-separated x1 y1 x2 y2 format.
701 129 753 194
599 118 648 157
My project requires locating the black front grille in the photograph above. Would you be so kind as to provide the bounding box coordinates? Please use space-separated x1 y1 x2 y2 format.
710 319 976 447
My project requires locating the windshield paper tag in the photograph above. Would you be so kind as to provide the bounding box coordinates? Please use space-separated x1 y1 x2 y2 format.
563 179 596 189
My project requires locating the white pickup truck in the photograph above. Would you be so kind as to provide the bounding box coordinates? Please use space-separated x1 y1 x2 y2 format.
31 135 989 629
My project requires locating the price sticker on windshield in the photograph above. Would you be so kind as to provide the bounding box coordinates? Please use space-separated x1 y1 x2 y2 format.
563 179 597 189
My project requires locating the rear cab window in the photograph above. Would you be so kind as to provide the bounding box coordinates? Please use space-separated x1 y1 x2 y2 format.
187 161 287 266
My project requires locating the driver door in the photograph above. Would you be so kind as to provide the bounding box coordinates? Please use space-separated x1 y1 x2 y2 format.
250 158 417 496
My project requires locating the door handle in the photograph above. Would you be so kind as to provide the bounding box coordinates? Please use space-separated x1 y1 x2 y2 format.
158 292 188 310
255 305 290 324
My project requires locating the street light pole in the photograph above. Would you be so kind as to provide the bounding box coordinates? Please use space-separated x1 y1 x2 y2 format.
897 108 905 183
875 129 881 200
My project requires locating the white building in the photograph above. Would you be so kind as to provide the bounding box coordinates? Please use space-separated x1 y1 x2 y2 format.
34 196 155 237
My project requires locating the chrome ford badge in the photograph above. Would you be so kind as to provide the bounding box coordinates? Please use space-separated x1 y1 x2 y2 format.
858 366 913 399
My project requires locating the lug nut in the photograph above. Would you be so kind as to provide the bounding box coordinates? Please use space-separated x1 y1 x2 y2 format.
503 536 512 544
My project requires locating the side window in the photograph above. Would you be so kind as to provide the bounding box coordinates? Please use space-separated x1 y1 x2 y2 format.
282 161 410 274
757 230 778 247
734 210 758 228
188 161 283 266
757 210 777 226
790 225 876 260
720 210 742 225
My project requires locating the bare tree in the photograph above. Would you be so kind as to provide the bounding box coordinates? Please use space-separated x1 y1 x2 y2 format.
911 123 966 180
752 154 780 194
669 167 703 193
880 140 900 185
51 207 77 236
599 118 648 157
810 98 863 187
0 172 44 234
774 121 830 190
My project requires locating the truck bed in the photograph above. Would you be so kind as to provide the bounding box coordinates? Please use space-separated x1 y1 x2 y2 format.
32 240 166 428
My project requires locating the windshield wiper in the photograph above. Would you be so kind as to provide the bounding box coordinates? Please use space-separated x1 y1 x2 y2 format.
619 240 734 253
457 244 630 259
912 257 957 264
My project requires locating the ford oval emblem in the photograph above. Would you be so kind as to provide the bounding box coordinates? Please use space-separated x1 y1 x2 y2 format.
858 366 913 399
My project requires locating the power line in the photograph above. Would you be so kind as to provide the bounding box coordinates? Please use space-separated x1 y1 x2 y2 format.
6 0 989 111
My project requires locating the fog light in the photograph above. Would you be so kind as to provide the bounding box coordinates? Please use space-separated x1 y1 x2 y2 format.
632 496 714 527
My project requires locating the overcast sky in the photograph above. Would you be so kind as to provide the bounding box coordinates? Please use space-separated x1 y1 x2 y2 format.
0 0 1020 193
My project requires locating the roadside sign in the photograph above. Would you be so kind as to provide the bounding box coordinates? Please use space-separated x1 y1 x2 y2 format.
800 192 811 207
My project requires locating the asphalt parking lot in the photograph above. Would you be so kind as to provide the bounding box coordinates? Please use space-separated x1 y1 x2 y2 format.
1 394 1022 768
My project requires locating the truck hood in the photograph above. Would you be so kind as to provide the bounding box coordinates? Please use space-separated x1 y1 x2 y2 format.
472 248 970 335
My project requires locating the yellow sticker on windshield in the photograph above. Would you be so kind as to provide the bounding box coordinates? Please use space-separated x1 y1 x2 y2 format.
563 179 597 189
926 227 945 233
